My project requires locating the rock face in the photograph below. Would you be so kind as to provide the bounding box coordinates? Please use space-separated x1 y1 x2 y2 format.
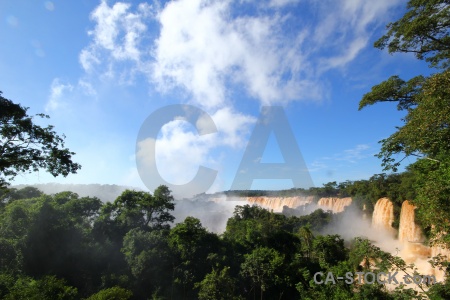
317 197 352 213
246 196 314 212
398 200 423 243
372 198 395 231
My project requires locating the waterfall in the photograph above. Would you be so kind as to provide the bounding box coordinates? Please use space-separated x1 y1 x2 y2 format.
372 198 394 231
317 197 352 213
246 196 314 212
398 200 423 243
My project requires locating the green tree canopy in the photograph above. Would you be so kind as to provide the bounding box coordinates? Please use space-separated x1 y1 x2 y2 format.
359 0 450 246
0 92 80 187
374 0 450 69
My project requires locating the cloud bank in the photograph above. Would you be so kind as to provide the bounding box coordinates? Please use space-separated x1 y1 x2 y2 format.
47 0 403 192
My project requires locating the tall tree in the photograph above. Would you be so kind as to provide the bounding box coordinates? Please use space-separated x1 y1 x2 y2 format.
195 267 239 300
373 0 450 69
168 217 221 298
98 186 175 235
0 92 81 187
240 247 284 300
359 0 450 246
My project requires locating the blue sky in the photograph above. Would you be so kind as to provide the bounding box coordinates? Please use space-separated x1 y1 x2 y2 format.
1 0 432 197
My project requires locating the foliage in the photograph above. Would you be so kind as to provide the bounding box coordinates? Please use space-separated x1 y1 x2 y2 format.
374 0 450 69
85 286 133 300
0 186 444 299
240 247 284 299
1 1 449 299
0 92 80 188
195 267 240 300
168 217 221 298
359 0 450 246
360 71 450 172
3 275 77 300
98 186 175 234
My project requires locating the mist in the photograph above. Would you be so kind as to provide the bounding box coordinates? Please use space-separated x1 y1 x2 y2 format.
11 183 449 283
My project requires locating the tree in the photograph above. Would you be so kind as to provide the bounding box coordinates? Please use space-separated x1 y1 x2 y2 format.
0 187 43 206
195 267 239 300
107 186 175 232
168 217 221 298
121 228 172 298
312 235 347 269
240 247 284 300
3 275 78 300
373 0 450 69
359 0 450 246
0 92 81 187
298 225 314 259
92 186 176 295
85 286 133 300
359 0 450 170
360 71 450 171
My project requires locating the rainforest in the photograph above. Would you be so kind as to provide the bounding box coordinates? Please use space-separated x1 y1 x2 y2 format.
1 0 450 299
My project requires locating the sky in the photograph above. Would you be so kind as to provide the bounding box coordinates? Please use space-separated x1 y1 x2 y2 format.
1 0 433 198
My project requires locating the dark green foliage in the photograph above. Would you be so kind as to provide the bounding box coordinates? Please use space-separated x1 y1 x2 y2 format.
374 0 450 69
168 217 222 299
427 278 450 300
85 286 133 300
358 75 425 111
359 0 450 247
240 247 284 299
195 267 240 300
97 187 175 235
0 186 43 205
0 186 177 299
287 209 332 232
224 205 300 253
3 275 78 300
2 1 449 298
312 235 347 269
0 92 80 188
0 186 443 299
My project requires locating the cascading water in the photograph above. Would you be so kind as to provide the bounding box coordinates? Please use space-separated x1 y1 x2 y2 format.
372 198 395 232
317 197 352 213
398 200 423 243
246 196 314 212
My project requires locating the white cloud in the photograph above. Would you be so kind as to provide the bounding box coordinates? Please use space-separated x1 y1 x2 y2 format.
79 0 153 78
79 49 100 73
340 144 371 163
152 0 322 107
136 108 255 188
155 120 216 184
77 0 403 191
210 107 255 148
88 0 147 61
46 79 73 111
78 79 97 97
136 122 217 197
314 0 402 72
79 0 403 106
269 0 300 7
312 144 373 169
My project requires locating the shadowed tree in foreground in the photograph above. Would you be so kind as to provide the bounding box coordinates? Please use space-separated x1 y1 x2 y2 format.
0 91 81 188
